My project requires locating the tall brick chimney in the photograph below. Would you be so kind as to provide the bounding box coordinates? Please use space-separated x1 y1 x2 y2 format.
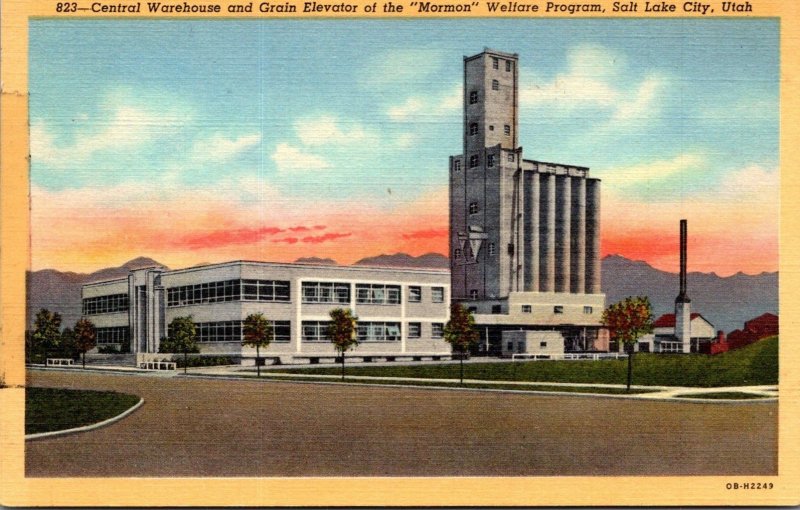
674 219 692 353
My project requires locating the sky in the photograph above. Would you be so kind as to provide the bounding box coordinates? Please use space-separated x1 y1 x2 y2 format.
29 19 779 276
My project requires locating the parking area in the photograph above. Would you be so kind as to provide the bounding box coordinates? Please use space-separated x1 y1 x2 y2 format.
26 370 777 477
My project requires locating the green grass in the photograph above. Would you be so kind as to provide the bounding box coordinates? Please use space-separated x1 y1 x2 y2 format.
26 387 140 435
674 392 771 400
271 336 778 388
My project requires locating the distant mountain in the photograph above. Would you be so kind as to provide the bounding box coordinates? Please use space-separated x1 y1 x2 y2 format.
353 252 449 269
27 253 776 336
26 257 167 330
294 257 338 265
601 254 778 334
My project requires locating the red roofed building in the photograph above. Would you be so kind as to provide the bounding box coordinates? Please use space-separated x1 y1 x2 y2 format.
638 312 716 353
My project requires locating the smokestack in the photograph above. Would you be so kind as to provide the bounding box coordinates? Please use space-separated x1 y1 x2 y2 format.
676 219 690 303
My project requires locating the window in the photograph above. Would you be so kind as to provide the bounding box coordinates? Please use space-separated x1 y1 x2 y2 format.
492 79 499 91
302 321 329 342
454 248 462 259
521 305 532 313
357 322 401 342
492 57 499 69
540 341 547 348
468 306 477 313
167 279 289 307
431 287 445 303
491 305 501 314
583 306 593 314
96 326 130 345
469 202 479 214
554 305 564 314
507 341 514 351
507 153 515 163
431 323 444 338
488 242 496 255
489 125 494 131
469 123 478 135
469 155 479 168
408 322 421 338
453 160 461 172
506 60 512 72
469 289 479 299
408 286 421 303
487 155 495 168
504 124 511 136
302 281 350 304
356 283 401 305
469 90 478 104
82 293 130 315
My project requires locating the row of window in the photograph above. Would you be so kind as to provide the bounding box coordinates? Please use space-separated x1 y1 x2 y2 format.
492 56 513 72
453 243 496 260
467 124 512 138
465 152 515 169
165 320 292 343
301 321 444 342
166 279 291 307
83 294 130 315
96 326 130 344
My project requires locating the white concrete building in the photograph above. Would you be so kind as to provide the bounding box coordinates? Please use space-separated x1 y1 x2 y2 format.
82 261 452 364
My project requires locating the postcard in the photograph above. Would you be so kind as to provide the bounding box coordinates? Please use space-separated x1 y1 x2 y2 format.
1 0 798 506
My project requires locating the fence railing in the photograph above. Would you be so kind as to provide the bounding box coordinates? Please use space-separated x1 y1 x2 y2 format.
511 352 628 361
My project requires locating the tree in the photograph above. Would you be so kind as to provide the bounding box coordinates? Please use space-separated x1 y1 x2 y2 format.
444 303 479 384
74 319 97 369
601 296 654 392
32 309 62 366
166 316 199 374
327 308 359 381
242 313 274 377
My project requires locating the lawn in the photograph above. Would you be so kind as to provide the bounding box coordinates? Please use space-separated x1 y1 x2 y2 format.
26 387 141 435
272 336 778 388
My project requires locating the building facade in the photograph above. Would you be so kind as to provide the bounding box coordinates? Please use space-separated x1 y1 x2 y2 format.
449 49 605 355
82 261 452 363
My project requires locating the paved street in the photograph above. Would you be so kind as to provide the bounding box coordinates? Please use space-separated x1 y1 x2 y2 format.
26 370 778 477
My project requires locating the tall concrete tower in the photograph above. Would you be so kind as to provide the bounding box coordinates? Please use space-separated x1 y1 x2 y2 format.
449 49 605 355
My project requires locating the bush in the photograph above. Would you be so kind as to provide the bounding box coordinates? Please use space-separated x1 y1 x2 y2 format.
170 355 238 368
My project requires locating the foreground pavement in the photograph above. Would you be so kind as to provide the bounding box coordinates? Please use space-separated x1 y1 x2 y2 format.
26 369 777 477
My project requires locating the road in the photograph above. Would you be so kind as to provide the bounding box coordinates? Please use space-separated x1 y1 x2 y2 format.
25 370 778 477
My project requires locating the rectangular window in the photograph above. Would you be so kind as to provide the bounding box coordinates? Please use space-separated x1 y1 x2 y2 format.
492 57 499 69
431 287 445 303
540 341 547 348
454 248 462 259
302 281 350 304
487 154 494 167
469 290 479 299
357 322 401 342
469 202 479 215
492 79 499 90
167 279 288 307
407 322 421 338
432 323 444 338
408 286 421 303
506 60 512 72
521 305 532 313
469 123 478 135
488 242 496 255
96 326 130 345
491 305 501 314
355 284 401 305
507 341 514 351
453 160 461 172
583 306 593 314
469 91 478 104
301 321 330 342
507 153 515 162
83 293 130 315
554 305 564 314
469 155 479 168
504 124 511 136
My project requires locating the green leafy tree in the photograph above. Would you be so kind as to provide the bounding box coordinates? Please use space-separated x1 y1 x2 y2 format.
32 309 62 366
242 313 274 377
601 296 655 392
327 308 359 381
166 316 199 374
444 303 479 384
59 328 78 360
73 319 97 369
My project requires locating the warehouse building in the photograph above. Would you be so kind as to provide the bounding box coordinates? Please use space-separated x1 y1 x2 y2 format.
82 261 452 364
449 49 606 356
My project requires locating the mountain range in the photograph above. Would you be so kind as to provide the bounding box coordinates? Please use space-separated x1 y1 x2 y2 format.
26 254 777 335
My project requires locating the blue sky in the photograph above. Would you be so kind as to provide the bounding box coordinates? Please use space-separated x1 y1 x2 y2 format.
29 19 779 274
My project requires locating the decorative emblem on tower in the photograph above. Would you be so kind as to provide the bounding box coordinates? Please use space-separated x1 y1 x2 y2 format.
457 225 489 265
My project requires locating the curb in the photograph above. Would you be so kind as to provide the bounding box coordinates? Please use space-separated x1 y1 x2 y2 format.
25 397 144 441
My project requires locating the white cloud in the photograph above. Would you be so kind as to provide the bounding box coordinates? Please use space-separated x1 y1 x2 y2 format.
609 74 666 123
294 115 374 146
270 142 331 172
385 84 461 121
387 98 426 121
597 153 706 188
191 133 261 162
